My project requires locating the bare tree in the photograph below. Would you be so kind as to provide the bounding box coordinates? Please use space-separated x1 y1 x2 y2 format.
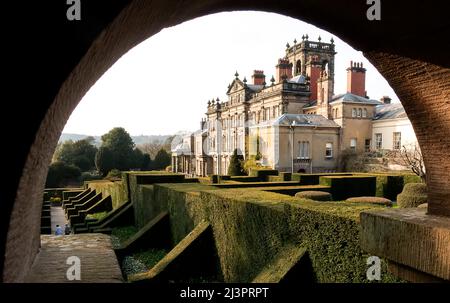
137 141 166 159
397 143 426 182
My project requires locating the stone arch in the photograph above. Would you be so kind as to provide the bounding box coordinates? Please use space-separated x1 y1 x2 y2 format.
2 0 449 282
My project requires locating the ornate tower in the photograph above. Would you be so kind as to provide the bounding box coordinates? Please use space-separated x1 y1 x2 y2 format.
284 35 337 101
316 70 333 119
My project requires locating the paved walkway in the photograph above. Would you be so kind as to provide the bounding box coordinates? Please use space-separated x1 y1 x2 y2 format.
50 206 67 234
26 234 123 283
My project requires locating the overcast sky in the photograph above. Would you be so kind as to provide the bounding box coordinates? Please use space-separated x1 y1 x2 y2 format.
62 11 399 137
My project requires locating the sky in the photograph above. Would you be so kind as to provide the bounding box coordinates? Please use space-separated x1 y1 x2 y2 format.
62 11 400 137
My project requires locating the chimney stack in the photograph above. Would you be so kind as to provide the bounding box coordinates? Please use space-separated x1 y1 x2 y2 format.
275 59 293 83
346 61 367 97
380 96 392 104
252 70 266 86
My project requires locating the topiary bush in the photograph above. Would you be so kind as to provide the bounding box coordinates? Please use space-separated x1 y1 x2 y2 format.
397 183 427 208
319 176 376 200
346 196 393 207
295 191 332 201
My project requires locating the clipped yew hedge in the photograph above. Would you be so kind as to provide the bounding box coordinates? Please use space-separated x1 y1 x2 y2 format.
291 173 353 185
143 184 401 283
295 191 332 201
319 176 376 200
358 173 422 200
249 168 279 181
346 196 393 207
397 183 427 208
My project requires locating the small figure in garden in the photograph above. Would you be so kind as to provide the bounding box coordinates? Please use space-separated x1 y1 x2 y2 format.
64 224 71 235
55 225 63 236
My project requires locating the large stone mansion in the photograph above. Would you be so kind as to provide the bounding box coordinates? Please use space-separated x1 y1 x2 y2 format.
172 36 418 176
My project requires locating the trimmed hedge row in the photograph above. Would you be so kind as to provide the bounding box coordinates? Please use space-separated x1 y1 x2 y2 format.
135 183 402 283
213 181 303 189
125 172 186 228
346 196 393 207
295 191 332 201
249 168 279 180
358 173 422 200
291 173 353 185
397 183 427 208
229 176 261 182
86 180 128 210
319 176 376 200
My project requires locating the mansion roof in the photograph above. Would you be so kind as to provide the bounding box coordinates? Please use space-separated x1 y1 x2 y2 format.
253 113 340 128
330 93 382 105
373 103 407 120
305 92 382 108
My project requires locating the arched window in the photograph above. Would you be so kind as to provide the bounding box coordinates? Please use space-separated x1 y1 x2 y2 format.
322 60 329 74
352 108 357 117
295 60 302 75
358 108 362 117
363 108 368 118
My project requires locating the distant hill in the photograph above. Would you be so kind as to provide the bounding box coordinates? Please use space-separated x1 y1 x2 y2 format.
59 133 176 146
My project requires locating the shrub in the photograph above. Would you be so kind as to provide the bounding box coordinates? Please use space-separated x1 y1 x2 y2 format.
165 165 172 172
291 173 353 185
106 169 122 179
397 183 427 208
80 171 103 182
346 196 393 207
267 175 282 182
45 161 82 188
242 155 271 175
86 211 109 221
279 172 292 181
49 197 62 205
320 176 376 200
227 149 245 176
249 168 278 181
401 182 427 195
295 191 332 201
211 175 219 184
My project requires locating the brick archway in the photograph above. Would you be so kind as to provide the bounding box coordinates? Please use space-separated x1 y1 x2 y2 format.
2 0 449 282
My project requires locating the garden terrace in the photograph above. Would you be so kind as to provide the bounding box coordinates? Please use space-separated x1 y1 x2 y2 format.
3 0 449 283
125 182 401 283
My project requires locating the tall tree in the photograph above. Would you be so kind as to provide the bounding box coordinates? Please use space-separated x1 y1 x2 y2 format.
46 161 81 188
54 137 98 171
95 146 115 176
153 148 171 170
228 149 245 176
100 127 135 171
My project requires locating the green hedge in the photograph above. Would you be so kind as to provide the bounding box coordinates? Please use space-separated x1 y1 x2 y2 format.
319 176 376 200
397 183 427 208
62 190 84 201
295 191 332 201
358 173 422 200
346 196 393 207
267 175 283 182
263 185 331 197
141 184 401 283
213 181 303 189
279 172 292 181
229 176 261 182
291 173 353 185
249 168 279 180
